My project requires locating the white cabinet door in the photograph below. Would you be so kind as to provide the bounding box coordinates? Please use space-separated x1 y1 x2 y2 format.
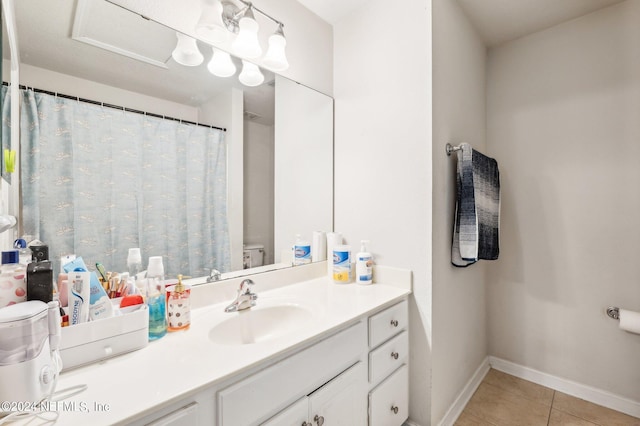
261 397 309 426
308 362 367 426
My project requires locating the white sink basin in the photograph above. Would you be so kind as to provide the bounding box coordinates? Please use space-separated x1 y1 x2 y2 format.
208 304 314 345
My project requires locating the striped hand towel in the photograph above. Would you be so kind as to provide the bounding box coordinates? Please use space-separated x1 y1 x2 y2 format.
452 143 500 267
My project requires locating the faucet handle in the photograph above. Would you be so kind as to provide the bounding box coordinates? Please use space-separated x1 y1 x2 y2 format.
205 268 222 283
239 279 255 294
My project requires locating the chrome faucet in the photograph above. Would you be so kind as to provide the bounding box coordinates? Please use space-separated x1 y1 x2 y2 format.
224 279 257 312
206 268 222 283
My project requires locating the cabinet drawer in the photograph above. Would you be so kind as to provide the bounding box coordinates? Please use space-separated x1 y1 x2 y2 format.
218 321 366 426
368 300 408 348
368 365 408 426
145 402 198 426
369 330 408 385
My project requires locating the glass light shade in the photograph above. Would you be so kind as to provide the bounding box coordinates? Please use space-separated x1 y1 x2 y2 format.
172 33 204 66
232 16 262 59
207 48 236 77
238 60 264 87
263 32 289 71
195 0 227 44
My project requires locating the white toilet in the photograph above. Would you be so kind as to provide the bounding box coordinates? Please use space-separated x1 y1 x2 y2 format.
243 244 265 269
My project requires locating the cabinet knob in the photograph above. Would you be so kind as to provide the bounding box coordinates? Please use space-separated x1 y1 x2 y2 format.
391 351 399 360
390 319 399 327
302 422 311 426
391 405 399 414
314 414 325 426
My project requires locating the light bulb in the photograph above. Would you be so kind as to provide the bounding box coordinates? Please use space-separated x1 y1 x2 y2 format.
238 60 264 87
232 7 262 59
195 0 228 44
172 33 204 66
263 25 289 71
208 48 236 77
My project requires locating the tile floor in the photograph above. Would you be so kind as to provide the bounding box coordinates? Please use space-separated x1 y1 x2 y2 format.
455 369 640 426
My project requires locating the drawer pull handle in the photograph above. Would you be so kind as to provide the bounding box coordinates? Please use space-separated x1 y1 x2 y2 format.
390 319 399 327
314 414 325 426
302 423 311 426
391 405 399 414
391 351 399 360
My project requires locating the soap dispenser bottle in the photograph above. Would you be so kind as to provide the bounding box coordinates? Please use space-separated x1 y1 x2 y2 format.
355 240 373 285
167 274 191 332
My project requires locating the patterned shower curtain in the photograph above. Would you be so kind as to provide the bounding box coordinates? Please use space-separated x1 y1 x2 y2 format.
19 88 230 278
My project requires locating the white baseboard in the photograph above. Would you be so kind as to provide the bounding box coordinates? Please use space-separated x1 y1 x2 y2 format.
488 356 640 419
437 357 491 426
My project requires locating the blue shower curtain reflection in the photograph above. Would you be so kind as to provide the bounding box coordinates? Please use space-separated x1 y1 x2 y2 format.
19 88 230 277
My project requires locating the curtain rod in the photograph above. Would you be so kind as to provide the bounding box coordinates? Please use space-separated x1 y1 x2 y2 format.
1 81 226 132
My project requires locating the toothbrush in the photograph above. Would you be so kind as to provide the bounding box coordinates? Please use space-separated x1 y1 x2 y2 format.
96 262 108 282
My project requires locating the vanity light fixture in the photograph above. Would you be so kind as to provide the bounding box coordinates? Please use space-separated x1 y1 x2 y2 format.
208 47 237 77
195 0 228 44
220 0 289 71
238 60 264 86
231 4 262 59
171 33 204 66
263 23 288 71
173 0 287 86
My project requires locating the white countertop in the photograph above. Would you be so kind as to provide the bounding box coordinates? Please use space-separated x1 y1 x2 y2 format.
6 264 411 425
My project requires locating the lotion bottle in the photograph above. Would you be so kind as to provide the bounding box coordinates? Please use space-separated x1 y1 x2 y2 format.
355 240 373 285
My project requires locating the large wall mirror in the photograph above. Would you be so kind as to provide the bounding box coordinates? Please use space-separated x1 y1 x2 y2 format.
1 0 333 283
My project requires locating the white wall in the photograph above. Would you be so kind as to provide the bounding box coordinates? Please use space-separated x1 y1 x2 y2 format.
431 0 488 423
19 64 198 120
487 0 640 403
274 75 333 262
244 119 274 265
333 0 432 424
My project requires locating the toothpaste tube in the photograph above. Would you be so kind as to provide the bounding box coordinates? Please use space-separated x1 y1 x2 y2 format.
64 257 113 321
68 269 90 325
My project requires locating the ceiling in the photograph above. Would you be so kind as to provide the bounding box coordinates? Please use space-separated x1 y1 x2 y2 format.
295 0 366 25
298 0 625 47
456 0 625 47
3 0 275 125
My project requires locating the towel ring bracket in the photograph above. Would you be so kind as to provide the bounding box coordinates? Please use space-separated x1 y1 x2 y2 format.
446 143 462 156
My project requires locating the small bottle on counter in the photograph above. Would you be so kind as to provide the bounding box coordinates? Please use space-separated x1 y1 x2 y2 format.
146 256 167 340
13 239 31 266
355 240 373 285
332 245 352 284
167 274 191 332
293 234 311 266
127 248 143 278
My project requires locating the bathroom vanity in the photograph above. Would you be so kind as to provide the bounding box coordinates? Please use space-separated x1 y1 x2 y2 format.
20 263 411 425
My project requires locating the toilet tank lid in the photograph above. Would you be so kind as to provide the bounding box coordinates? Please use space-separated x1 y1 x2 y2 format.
244 244 264 250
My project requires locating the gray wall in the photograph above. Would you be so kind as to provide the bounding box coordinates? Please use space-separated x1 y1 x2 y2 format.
432 0 488 423
486 0 640 402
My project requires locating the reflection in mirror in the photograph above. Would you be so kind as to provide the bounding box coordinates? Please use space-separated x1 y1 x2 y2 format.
4 0 333 282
